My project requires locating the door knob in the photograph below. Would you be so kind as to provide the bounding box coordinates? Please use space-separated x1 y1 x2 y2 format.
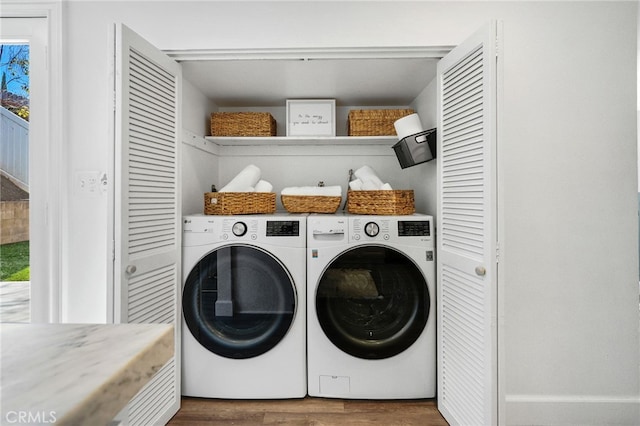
125 265 137 275
475 266 486 276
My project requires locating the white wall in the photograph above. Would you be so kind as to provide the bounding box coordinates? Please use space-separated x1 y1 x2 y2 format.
497 3 639 423
411 78 438 216
181 78 220 215
61 1 639 424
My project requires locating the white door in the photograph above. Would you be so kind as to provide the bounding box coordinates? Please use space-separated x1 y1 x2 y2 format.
437 22 500 426
112 24 181 425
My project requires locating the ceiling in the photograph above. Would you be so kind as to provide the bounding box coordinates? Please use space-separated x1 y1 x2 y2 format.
178 57 440 107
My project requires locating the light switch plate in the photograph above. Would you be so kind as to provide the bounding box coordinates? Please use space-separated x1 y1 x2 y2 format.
75 171 101 197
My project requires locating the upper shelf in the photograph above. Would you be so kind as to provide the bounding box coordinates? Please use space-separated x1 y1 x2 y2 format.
204 135 399 146
174 48 447 107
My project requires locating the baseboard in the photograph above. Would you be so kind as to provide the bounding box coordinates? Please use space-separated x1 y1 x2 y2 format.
504 394 640 425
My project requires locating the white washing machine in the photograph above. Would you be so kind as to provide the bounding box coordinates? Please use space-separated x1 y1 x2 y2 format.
181 214 306 398
307 213 436 399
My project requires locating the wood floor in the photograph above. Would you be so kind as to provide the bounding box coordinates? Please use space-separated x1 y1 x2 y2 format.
168 396 449 425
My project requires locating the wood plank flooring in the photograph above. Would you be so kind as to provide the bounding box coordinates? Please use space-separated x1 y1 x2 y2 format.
168 396 449 425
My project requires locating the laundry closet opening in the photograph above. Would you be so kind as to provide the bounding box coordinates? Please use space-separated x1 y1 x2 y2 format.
169 47 452 216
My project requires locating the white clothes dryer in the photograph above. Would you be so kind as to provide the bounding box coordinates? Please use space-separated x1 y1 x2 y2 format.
307 213 436 399
181 214 306 398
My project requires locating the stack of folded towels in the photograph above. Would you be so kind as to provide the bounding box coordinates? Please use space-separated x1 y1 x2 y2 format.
349 165 393 191
281 185 342 197
219 164 273 193
220 164 391 196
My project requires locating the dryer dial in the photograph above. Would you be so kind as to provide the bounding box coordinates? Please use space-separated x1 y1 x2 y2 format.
364 221 380 237
232 221 247 237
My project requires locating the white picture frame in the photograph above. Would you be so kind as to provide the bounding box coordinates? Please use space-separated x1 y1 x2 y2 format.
286 99 336 137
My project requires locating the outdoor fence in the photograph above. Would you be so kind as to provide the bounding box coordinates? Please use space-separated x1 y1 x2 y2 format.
1 106 30 245
0 106 29 190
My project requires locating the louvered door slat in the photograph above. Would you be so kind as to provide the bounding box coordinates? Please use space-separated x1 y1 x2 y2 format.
129 84 174 115
437 23 498 426
130 133 175 155
443 84 483 123
130 145 175 164
127 359 177 425
440 38 485 258
114 24 181 426
130 172 174 184
131 127 175 148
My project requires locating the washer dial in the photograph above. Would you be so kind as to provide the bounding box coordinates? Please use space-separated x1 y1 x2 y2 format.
232 221 247 237
364 221 380 237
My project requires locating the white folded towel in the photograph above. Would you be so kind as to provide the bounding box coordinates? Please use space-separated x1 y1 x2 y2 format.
361 180 380 190
350 166 393 190
281 186 342 197
255 180 273 193
219 164 261 192
349 179 363 191
354 165 385 189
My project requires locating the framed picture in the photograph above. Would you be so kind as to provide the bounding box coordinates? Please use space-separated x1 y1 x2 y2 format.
286 99 336 137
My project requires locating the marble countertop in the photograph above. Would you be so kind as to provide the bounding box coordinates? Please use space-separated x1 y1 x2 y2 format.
0 323 174 425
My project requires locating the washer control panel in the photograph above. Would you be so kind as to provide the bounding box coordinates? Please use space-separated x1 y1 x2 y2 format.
221 218 259 240
351 218 391 241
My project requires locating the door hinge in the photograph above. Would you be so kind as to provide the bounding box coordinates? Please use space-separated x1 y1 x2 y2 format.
496 243 500 263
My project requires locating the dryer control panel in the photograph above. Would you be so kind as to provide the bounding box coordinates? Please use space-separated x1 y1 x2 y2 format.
348 215 434 246
266 220 300 237
182 214 306 248
398 220 430 237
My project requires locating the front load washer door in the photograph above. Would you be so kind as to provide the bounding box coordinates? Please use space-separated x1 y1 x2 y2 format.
183 245 296 359
316 245 429 360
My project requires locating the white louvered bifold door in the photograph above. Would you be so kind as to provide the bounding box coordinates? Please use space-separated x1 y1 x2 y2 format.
113 24 181 425
437 22 499 426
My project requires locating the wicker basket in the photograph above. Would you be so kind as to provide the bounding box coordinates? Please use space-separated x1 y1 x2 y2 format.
347 190 415 215
204 192 276 215
281 195 342 214
210 112 277 137
348 109 415 136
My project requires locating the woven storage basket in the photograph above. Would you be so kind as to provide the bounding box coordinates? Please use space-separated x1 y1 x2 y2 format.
281 195 342 214
348 109 415 136
204 192 276 215
347 190 415 215
210 112 277 137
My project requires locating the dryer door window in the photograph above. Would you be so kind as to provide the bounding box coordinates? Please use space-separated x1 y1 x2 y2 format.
316 245 429 360
183 245 296 359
